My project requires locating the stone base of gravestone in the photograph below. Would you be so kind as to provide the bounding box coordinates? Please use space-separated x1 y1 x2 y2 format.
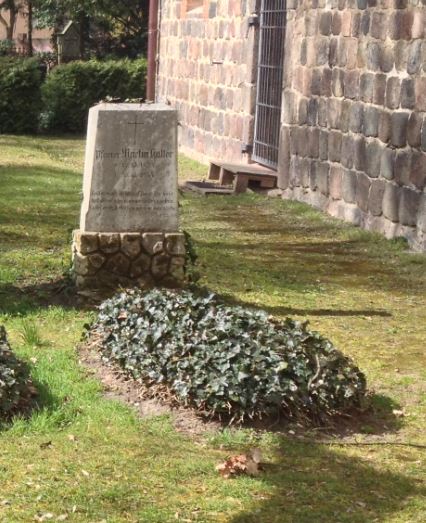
72 231 186 289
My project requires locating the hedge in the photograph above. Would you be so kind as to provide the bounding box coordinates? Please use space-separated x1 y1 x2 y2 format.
0 57 43 134
41 59 147 133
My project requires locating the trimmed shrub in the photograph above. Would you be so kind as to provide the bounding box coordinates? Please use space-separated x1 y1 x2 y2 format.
0 326 33 418
0 57 43 134
41 59 147 133
92 289 367 423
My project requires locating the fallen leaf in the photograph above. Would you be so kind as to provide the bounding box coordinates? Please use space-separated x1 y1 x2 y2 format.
216 452 262 478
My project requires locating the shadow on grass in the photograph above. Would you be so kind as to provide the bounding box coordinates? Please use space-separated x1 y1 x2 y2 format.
0 277 100 316
230 437 425 523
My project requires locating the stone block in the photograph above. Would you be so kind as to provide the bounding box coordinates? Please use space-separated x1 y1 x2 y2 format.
366 42 381 71
371 12 387 40
130 253 151 278
340 101 350 133
391 112 409 148
329 166 343 200
342 170 357 203
407 113 422 148
353 137 367 171
421 118 426 152
360 11 370 35
356 173 371 213
360 72 374 102
369 180 385 216
317 163 330 196
169 257 186 281
373 74 387 106
412 10 425 39
332 68 344 97
349 103 364 133
142 233 164 254
319 11 332 35
307 99 318 126
415 78 426 112
380 149 395 180
363 106 379 137
309 161 318 191
73 231 98 255
319 130 329 160
73 253 92 276
418 194 426 233
318 98 328 127
331 12 342 35
311 69 322 95
105 253 131 276
386 77 400 109
120 233 142 259
399 188 421 226
366 141 382 178
378 111 392 143
165 233 186 255
329 37 338 67
99 233 120 254
395 151 411 186
383 183 399 222
341 135 354 169
380 46 394 73
151 253 170 280
410 152 426 190
308 128 320 158
327 98 341 129
317 38 330 66
298 97 308 124
328 131 342 163
344 70 360 99
400 79 415 109
321 67 332 97
88 253 106 270
407 40 422 74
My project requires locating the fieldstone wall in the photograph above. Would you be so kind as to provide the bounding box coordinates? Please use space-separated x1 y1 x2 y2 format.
157 0 258 163
278 1 426 251
72 231 186 289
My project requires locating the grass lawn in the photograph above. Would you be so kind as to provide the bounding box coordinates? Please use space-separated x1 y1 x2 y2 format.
0 134 425 523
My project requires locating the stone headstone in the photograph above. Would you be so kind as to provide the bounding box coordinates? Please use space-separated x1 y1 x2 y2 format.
73 103 185 289
80 103 179 232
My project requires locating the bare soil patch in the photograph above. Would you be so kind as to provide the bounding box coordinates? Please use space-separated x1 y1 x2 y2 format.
78 338 221 437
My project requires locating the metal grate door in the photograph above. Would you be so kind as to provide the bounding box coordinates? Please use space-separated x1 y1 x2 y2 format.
252 0 286 170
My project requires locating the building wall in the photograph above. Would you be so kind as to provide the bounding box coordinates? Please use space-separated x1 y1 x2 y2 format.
157 0 258 164
0 9 53 52
279 1 426 251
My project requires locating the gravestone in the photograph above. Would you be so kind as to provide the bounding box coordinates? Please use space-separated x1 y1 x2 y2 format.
72 103 186 289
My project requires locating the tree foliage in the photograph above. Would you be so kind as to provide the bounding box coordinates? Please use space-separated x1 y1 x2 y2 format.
33 0 149 57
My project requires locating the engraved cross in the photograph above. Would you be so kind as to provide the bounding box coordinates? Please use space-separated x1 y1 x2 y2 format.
128 116 144 144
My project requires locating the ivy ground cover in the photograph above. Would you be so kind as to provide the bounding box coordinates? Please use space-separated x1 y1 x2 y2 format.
0 135 425 522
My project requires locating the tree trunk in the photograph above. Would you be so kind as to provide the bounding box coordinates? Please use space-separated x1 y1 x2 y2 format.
7 6 16 41
27 0 33 56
